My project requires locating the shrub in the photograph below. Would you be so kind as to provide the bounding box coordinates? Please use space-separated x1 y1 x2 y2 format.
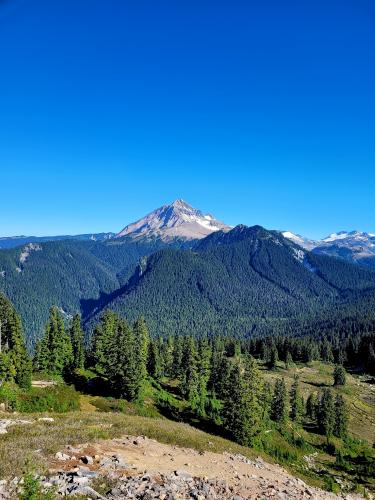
18 385 80 413
0 382 21 411
0 383 80 413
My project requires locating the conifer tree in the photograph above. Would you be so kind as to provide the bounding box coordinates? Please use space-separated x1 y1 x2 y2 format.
133 316 150 384
34 307 73 376
180 337 200 409
318 389 335 440
260 381 273 423
107 317 141 400
306 392 318 421
214 355 232 399
290 374 304 424
285 351 293 369
70 314 85 370
271 378 288 423
333 364 346 386
147 340 163 380
196 338 211 416
90 310 118 375
171 335 184 379
0 294 31 389
334 394 348 438
268 345 278 370
222 357 264 445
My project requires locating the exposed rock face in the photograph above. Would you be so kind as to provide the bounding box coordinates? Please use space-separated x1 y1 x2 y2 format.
117 199 230 242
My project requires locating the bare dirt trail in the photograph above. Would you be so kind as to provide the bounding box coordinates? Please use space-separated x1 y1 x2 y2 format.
50 435 363 499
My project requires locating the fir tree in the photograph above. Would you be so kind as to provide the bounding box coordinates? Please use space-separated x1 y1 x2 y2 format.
0 294 31 389
90 310 118 375
34 307 73 376
334 394 348 438
196 338 211 416
268 345 279 370
271 378 288 423
133 316 150 386
290 374 304 424
318 389 335 440
222 357 264 445
180 337 200 409
147 340 163 380
285 351 293 369
107 317 141 400
306 392 318 421
333 364 346 386
70 314 85 370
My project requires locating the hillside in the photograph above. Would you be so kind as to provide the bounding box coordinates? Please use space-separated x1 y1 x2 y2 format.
0 238 165 346
0 357 373 498
86 226 375 338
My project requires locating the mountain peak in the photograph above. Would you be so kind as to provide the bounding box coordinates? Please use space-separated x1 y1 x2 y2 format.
171 198 189 208
116 200 230 242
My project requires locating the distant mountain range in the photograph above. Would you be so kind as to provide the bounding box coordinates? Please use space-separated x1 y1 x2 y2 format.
1 199 373 269
1 200 375 346
0 233 115 249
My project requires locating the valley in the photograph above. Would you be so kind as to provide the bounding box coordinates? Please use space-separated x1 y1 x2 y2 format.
0 200 374 499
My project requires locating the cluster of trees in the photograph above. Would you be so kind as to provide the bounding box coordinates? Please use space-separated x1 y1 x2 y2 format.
89 311 149 400
132 329 350 446
306 389 348 440
240 334 375 375
34 307 84 375
0 297 353 451
0 294 31 389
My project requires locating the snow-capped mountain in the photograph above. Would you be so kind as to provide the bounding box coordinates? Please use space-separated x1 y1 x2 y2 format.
282 230 375 268
116 199 230 242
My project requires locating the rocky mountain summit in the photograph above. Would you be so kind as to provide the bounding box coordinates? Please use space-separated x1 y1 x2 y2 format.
116 199 230 242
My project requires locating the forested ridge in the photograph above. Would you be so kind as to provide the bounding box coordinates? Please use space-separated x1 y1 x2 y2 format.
1 225 375 347
86 226 375 340
0 238 166 347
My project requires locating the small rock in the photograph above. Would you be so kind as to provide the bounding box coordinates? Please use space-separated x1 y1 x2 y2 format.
55 452 70 461
174 470 193 481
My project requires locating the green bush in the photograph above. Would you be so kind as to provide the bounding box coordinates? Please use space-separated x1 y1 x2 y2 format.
0 382 21 410
18 385 80 413
0 382 80 413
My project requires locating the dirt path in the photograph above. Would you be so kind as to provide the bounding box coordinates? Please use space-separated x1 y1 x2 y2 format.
51 435 361 499
31 380 57 388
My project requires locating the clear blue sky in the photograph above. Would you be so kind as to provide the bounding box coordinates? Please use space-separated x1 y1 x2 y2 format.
0 0 374 239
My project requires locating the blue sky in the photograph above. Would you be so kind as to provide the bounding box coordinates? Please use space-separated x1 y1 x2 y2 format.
0 0 374 239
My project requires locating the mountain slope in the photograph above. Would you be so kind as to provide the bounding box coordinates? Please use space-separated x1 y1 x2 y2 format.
116 199 229 242
86 226 375 338
0 238 166 346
